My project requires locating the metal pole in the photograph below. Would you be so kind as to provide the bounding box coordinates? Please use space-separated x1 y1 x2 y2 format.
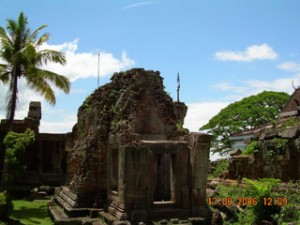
177 72 180 102
97 52 100 88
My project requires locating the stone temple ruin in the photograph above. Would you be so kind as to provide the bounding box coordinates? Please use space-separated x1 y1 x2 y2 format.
49 68 212 224
226 88 300 181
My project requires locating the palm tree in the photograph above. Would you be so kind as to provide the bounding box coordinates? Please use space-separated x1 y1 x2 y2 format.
0 12 70 191
0 12 70 129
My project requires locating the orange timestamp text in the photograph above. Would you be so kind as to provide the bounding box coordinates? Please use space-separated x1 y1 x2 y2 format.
208 197 288 206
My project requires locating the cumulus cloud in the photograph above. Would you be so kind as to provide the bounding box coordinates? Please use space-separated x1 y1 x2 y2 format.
0 39 135 127
39 113 76 133
213 82 247 93
40 39 135 82
184 102 229 132
185 102 230 160
278 61 300 73
213 74 300 103
0 78 44 120
0 82 76 133
246 75 300 94
215 44 278 62
123 1 152 10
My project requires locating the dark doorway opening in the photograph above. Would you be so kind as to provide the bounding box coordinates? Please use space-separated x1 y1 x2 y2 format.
154 154 175 202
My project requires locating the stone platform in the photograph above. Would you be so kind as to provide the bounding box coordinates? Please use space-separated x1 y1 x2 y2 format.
49 202 207 225
48 201 101 225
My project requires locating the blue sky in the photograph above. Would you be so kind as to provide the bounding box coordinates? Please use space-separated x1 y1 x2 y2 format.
1 0 300 135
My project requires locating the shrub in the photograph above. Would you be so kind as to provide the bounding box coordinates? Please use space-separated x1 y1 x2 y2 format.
243 178 281 224
4 128 35 167
0 192 13 221
212 159 229 177
273 181 300 223
3 129 35 187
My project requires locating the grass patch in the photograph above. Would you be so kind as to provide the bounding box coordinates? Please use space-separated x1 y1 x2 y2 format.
10 200 53 225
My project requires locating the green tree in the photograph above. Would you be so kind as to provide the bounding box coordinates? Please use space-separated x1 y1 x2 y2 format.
0 12 70 128
200 91 289 155
3 129 35 189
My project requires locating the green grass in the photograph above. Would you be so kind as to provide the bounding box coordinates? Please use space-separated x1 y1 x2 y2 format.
10 200 53 225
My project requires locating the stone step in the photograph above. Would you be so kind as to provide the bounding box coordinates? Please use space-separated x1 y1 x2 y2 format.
48 201 81 225
55 187 77 209
99 210 118 225
53 187 103 218
55 195 98 218
149 208 190 220
48 201 101 225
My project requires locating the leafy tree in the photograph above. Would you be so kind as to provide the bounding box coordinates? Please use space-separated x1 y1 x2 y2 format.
0 12 70 129
200 91 289 155
3 129 35 189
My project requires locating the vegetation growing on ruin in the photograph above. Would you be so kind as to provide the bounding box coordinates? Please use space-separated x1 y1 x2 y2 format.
76 69 179 136
209 178 300 224
82 95 92 112
211 159 229 178
268 138 289 158
242 141 259 155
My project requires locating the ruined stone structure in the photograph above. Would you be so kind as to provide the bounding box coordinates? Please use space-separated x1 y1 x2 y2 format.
226 88 300 181
51 69 212 224
0 102 67 188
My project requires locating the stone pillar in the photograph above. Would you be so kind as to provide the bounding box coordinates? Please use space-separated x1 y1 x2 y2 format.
124 146 148 222
26 101 42 132
189 132 212 220
173 102 188 129
108 135 149 223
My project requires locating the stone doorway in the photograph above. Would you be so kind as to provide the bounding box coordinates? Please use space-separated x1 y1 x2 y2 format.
110 148 119 192
153 153 175 203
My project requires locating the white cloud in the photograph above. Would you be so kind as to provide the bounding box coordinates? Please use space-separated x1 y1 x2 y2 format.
213 82 247 93
0 78 44 120
70 88 88 95
0 87 76 133
278 61 300 73
39 113 76 133
212 74 300 104
184 102 230 161
215 44 278 62
184 102 229 132
0 39 135 128
123 1 152 10
246 75 300 94
40 39 135 82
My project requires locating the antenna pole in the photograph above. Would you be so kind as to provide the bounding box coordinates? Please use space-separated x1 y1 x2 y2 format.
97 52 100 88
177 72 180 102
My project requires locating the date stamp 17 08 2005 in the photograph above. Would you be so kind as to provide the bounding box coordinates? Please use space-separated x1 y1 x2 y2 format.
208 197 288 207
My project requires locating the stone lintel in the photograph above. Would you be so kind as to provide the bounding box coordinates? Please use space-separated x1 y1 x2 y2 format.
140 140 188 144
